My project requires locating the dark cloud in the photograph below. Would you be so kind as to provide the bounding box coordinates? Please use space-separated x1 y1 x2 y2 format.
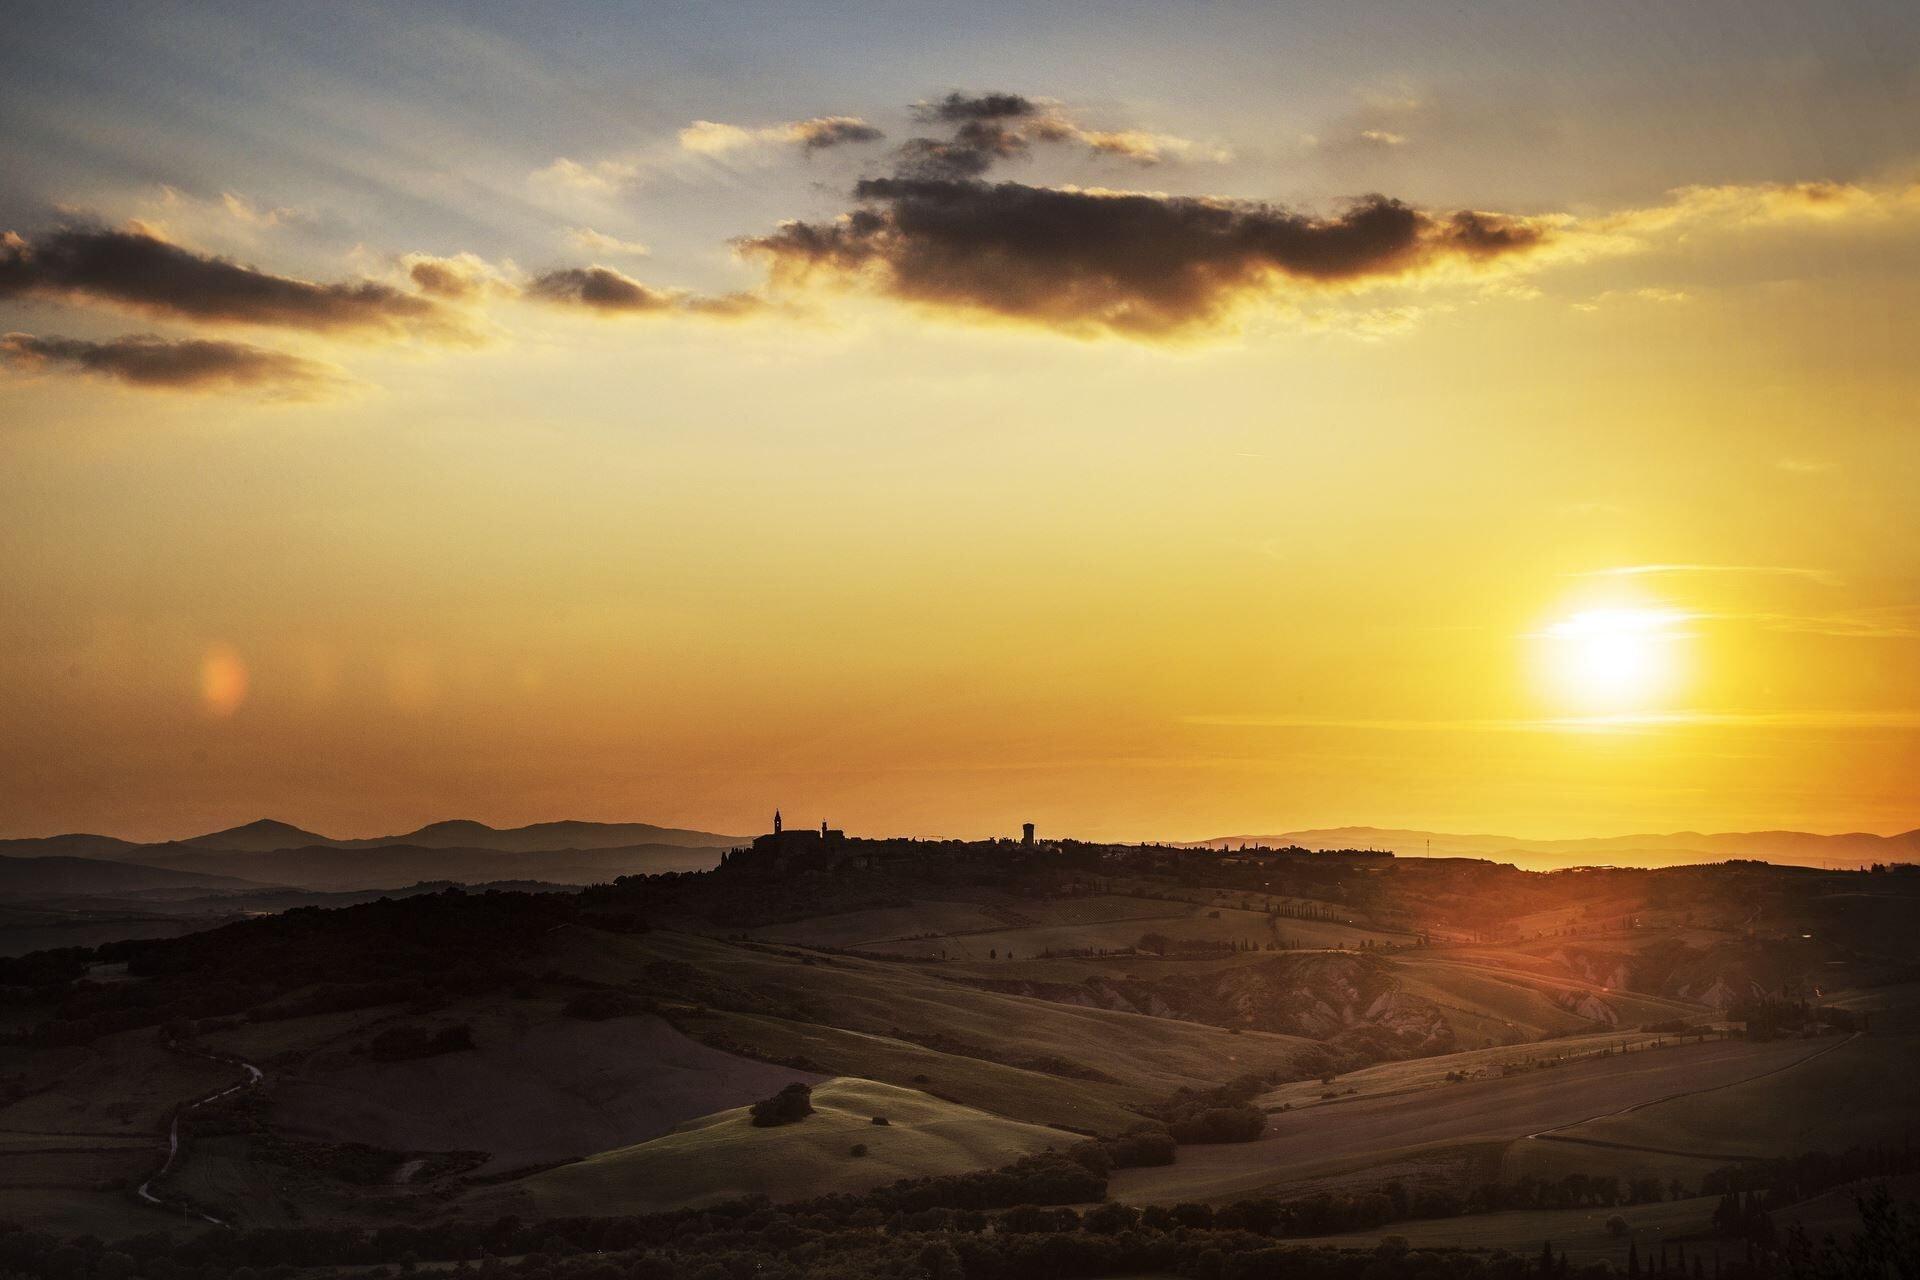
0 226 447 335
896 121 1031 180
790 116 885 151
408 259 479 300
1 331 339 397
919 92 1038 123
893 92 1042 179
525 266 677 313
740 178 1549 337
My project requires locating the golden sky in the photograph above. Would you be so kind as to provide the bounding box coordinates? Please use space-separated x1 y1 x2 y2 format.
2 4 1916 842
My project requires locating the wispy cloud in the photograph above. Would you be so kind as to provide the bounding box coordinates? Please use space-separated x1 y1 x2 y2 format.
1578 563 1840 586
680 115 883 155
565 227 650 257
1776 456 1840 474
531 156 645 194
1747 608 1920 640
1184 710 1920 734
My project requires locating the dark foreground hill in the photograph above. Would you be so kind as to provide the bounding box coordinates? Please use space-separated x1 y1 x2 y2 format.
0 835 1914 1272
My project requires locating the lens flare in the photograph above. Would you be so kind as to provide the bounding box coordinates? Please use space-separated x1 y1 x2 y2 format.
199 643 250 717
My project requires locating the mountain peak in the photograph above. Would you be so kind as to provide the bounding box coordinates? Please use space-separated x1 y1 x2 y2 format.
181 818 337 852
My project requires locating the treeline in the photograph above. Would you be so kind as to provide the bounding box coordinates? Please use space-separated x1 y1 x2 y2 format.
1726 996 1863 1040
3 1176 1907 1280
1699 1143 1920 1246
1465 1173 1683 1214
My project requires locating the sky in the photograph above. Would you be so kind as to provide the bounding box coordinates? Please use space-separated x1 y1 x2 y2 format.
2 1 1918 844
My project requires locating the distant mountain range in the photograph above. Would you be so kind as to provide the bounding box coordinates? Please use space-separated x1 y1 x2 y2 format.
6 815 1914 901
150 816 746 854
1184 825 1920 869
0 817 744 859
0 817 749 896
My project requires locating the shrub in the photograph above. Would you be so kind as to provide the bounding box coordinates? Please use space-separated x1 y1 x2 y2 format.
871 1115 890 1126
1168 1105 1265 1144
850 1143 868 1157
1606 1214 1630 1237
1107 1130 1177 1168
749 1082 814 1127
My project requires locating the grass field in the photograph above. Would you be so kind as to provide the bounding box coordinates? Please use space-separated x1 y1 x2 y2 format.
1392 953 1709 1044
270 1010 825 1174
1112 1037 1833 1206
1542 1032 1920 1159
670 1006 1150 1134
861 906 1403 961
1824 981 1920 1033
742 893 1188 952
1257 1027 1712 1110
0 1028 241 1236
489 1077 1070 1216
551 927 1312 1120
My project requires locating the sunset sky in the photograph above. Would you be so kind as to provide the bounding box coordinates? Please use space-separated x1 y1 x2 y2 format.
3 1 1917 843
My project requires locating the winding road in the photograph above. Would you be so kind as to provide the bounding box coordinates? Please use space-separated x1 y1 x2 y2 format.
136 1042 264 1227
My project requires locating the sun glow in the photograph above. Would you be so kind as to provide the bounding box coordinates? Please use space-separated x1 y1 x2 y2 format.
1537 606 1690 713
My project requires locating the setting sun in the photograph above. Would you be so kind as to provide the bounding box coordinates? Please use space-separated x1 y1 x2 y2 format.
1539 606 1690 713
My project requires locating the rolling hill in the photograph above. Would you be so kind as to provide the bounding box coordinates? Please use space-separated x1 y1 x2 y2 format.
113 843 728 891
491 1077 1071 1216
0 855 265 898
1190 826 1920 869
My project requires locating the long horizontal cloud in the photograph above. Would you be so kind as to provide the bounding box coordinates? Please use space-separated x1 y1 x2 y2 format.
679 115 884 155
524 265 764 319
1 331 339 397
0 226 449 336
740 178 1547 337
